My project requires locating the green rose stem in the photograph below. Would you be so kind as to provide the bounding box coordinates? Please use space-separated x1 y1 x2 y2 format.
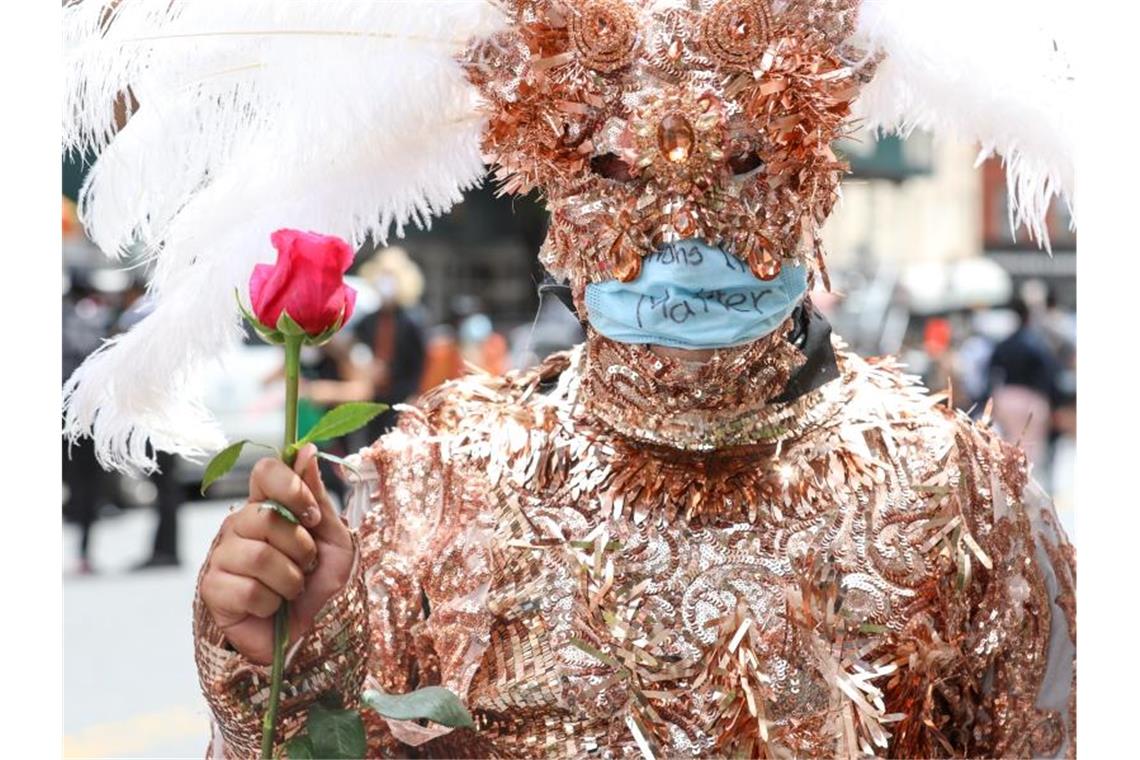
261 333 303 759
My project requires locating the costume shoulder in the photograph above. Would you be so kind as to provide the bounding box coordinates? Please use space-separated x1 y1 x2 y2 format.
835 347 1031 521
411 346 578 450
835 346 1073 593
833 348 1076 758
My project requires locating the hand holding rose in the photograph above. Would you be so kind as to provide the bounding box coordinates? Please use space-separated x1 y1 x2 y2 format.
200 444 354 665
200 229 382 757
198 229 463 757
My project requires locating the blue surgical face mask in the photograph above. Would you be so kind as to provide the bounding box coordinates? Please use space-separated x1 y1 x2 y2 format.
584 239 808 350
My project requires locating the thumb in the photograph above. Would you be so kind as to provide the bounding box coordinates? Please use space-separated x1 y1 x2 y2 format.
292 444 350 547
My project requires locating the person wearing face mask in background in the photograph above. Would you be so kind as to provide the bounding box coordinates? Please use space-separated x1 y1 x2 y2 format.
301 246 428 442
350 247 428 442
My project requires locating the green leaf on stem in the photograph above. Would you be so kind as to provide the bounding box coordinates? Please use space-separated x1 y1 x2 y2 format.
259 499 300 525
281 734 315 759
297 402 388 446
307 705 367 759
200 440 249 496
362 687 475 729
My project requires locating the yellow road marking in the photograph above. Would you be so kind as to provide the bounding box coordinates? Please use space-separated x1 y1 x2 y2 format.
64 705 208 759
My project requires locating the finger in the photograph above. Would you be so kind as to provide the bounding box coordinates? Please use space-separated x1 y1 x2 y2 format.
232 502 319 573
248 457 321 529
201 568 282 621
212 535 306 601
294 444 352 548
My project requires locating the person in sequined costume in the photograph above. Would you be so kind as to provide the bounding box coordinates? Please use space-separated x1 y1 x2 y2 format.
183 1 1077 757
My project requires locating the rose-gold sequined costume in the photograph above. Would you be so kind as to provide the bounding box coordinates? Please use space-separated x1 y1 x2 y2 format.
195 327 1075 758
191 1 1075 756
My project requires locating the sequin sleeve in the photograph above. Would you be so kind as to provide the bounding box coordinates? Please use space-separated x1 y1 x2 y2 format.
193 400 501 758
866 398 1071 760
192 532 371 759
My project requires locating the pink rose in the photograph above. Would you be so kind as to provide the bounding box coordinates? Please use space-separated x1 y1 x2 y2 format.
250 229 357 336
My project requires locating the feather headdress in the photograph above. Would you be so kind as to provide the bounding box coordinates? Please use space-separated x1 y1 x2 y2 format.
63 0 1075 472
850 0 1075 248
63 0 506 470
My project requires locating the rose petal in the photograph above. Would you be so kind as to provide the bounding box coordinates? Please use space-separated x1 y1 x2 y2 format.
249 264 274 310
269 228 303 255
341 283 357 324
249 244 295 328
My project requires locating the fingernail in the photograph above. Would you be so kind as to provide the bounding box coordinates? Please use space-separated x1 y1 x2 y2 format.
303 508 320 526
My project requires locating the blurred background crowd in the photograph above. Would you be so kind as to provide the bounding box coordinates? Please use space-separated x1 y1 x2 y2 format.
62 129 1075 756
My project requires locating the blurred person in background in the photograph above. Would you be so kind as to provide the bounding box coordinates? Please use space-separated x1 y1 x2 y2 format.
419 309 465 392
62 269 117 574
987 295 1062 479
456 295 509 376
296 338 358 506
63 196 118 574
115 278 186 569
1040 286 1076 368
919 316 953 398
1039 287 1077 496
462 314 510 375
1040 286 1077 433
354 246 428 439
62 196 80 239
304 246 427 444
421 294 510 391
955 307 1006 415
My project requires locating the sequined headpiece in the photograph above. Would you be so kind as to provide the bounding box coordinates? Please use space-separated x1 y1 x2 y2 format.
470 0 871 289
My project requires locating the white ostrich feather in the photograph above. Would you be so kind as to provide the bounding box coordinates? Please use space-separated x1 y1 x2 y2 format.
63 0 506 471
851 0 1076 249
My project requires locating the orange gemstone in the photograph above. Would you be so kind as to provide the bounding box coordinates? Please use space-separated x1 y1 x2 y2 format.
614 252 643 282
750 251 783 280
658 113 695 163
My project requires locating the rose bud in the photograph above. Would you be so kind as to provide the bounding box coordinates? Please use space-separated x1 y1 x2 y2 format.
247 229 357 343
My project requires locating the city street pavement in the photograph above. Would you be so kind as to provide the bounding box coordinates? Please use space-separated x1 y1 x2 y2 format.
64 501 231 759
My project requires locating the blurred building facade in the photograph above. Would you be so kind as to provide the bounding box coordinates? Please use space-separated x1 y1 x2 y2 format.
825 130 979 268
980 158 1077 308
823 127 1076 309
